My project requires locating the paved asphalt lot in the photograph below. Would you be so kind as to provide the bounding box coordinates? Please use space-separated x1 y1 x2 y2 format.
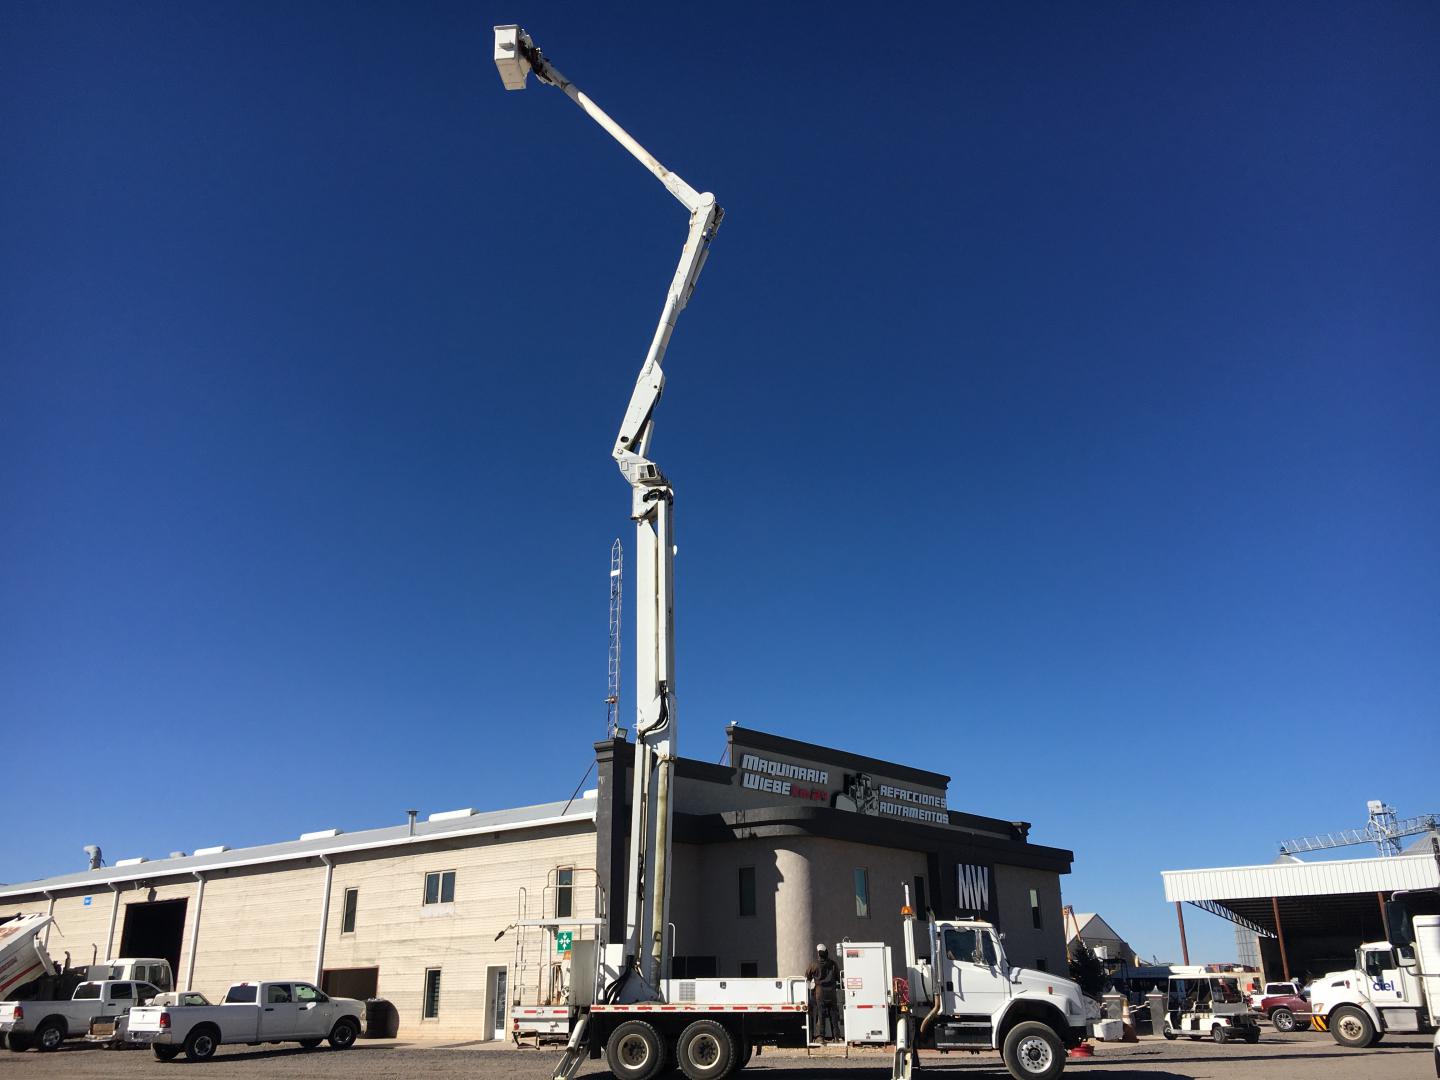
4 1030 1434 1079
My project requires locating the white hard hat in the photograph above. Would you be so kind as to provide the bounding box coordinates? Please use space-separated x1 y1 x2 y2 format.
816 943 827 952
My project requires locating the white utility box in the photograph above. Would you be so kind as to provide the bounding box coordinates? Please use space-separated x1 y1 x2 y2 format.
840 942 892 1044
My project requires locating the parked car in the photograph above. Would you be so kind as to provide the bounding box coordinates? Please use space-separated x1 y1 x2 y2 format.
1247 980 1303 1010
0 980 161 1052
1258 988 1311 1032
126 980 362 1061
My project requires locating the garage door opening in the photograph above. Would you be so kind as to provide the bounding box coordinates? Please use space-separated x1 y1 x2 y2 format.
322 967 379 1000
118 898 187 977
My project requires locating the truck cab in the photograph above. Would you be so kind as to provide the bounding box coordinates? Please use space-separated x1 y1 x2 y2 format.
1311 916 1440 1048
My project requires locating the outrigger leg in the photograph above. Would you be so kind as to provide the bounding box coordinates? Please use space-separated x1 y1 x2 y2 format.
551 1014 589 1080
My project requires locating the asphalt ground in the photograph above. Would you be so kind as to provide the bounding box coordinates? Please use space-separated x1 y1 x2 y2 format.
3 1029 1434 1080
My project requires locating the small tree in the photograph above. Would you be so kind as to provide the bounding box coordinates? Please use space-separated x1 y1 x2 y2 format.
1069 942 1108 998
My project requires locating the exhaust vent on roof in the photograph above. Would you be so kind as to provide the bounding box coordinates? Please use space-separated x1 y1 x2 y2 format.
194 845 230 856
427 808 476 822
581 789 599 800
300 828 342 841
114 857 148 867
169 852 188 859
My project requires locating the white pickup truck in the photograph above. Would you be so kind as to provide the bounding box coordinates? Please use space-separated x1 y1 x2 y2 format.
127 980 363 1061
1 980 162 1052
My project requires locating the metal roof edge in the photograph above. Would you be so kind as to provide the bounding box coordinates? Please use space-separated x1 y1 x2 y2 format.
0 804 597 901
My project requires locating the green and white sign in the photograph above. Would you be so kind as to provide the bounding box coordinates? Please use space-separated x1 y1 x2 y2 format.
556 931 573 954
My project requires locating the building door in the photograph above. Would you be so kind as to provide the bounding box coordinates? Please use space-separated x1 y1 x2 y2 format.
118 898 188 976
487 966 507 1040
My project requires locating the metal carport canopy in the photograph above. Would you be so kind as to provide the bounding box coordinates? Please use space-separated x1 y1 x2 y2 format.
1162 852 1440 937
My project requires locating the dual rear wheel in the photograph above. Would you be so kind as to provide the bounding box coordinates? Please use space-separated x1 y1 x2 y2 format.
605 1019 745 1080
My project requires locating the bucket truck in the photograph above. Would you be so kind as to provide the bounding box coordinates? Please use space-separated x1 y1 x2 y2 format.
491 25 1086 1080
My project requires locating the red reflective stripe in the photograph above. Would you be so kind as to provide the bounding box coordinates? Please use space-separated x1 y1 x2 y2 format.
857 1005 874 1009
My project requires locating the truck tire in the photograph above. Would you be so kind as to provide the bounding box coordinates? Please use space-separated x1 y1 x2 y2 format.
1269 1007 1298 1032
328 1018 359 1050
184 1025 220 1061
153 1044 181 1061
6 1032 31 1052
677 1019 735 1080
737 1039 754 1070
34 1019 65 1053
1328 1006 1376 1048
299 1038 322 1049
605 1019 665 1080
1001 1021 1064 1080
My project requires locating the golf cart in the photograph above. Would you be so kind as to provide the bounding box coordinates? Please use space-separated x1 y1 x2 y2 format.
1162 970 1261 1044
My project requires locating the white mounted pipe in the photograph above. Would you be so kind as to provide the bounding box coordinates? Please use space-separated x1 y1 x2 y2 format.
184 873 205 991
43 891 54 948
314 855 335 985
105 884 120 958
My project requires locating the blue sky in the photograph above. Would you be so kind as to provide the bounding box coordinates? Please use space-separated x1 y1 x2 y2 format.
2 2 1436 964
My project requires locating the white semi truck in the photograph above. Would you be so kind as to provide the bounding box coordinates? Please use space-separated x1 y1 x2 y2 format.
1308 896 1440 1048
489 26 1088 1080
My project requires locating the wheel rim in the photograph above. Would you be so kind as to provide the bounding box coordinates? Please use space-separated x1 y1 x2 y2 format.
337 1026 354 1046
1016 1034 1053 1073
691 1033 721 1070
1275 1011 1293 1031
618 1033 651 1070
195 1035 213 1056
41 1028 61 1050
1336 1014 1363 1041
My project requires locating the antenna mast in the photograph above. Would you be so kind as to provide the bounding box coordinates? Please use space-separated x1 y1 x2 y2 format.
606 538 624 738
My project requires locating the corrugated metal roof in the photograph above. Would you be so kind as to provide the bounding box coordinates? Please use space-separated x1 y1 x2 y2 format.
0 797 596 901
1162 852 1440 902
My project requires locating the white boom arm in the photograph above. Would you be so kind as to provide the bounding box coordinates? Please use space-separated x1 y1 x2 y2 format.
494 26 723 999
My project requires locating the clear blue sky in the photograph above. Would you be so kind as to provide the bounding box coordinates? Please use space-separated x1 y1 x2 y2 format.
2 2 1436 965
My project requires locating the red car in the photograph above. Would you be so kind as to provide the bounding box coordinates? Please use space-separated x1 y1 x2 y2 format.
1258 990 1310 1032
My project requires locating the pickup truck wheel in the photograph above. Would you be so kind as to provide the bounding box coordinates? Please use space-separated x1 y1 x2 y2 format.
1269 1007 1297 1032
328 1018 358 1050
6 1032 31 1052
606 1019 665 1080
1001 1021 1064 1080
153 1045 181 1061
1329 1006 1375 1048
299 1038 322 1050
184 1026 219 1061
677 1019 735 1080
34 1020 65 1052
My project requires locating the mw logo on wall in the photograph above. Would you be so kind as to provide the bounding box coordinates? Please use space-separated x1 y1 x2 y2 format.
956 863 992 915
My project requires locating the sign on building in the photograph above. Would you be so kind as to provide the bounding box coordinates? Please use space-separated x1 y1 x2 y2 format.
556 931 573 954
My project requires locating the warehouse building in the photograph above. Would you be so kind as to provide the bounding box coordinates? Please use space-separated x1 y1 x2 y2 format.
0 725 1073 1039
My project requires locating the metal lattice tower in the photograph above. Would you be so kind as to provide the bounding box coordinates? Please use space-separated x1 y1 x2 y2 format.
605 539 623 738
1277 800 1438 857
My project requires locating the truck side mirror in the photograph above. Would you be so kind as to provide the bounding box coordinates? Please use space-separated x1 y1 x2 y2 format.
1397 948 1417 970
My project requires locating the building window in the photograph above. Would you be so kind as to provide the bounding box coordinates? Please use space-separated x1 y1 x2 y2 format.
424 870 456 905
423 968 442 1019
341 888 358 934
854 868 870 918
555 868 574 918
740 962 758 978
1035 958 1048 972
1030 889 1043 930
913 876 927 920
738 866 756 918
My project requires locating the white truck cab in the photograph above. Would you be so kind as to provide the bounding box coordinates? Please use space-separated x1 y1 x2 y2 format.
1310 914 1440 1048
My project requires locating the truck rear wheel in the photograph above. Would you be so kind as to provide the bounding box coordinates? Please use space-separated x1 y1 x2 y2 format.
184 1026 219 1061
153 1044 181 1061
34 1020 65 1053
677 1019 735 1080
1001 1021 1064 1080
6 1033 31 1052
1269 1007 1297 1032
1328 1006 1375 1048
606 1019 665 1080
